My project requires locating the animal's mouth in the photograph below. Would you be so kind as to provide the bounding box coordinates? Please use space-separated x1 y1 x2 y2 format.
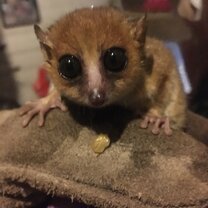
88 99 107 108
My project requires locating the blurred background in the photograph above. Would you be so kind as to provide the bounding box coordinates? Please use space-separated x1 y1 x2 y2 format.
0 0 207 117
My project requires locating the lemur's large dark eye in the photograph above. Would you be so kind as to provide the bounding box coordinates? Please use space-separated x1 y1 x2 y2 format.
103 47 127 72
58 55 82 80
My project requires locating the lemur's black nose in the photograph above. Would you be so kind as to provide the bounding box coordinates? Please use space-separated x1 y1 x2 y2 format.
89 88 106 106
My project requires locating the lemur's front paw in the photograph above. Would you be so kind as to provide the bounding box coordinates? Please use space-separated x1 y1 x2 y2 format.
19 92 67 127
140 115 172 136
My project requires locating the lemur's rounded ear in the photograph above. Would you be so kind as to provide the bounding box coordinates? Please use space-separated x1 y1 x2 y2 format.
34 24 53 61
34 24 53 47
135 14 147 46
129 14 147 46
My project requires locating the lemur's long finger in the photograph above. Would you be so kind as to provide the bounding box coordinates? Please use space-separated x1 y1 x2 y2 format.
22 109 39 127
140 116 149 129
19 103 35 116
38 111 45 127
56 100 68 112
163 118 173 136
151 118 161 135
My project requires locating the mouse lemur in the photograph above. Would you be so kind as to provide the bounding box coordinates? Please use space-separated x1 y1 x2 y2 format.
20 7 187 135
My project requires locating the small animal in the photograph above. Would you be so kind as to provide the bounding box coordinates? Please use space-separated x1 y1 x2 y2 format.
20 7 187 135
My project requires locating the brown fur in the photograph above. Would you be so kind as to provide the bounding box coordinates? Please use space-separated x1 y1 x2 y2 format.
144 38 187 128
35 7 186 129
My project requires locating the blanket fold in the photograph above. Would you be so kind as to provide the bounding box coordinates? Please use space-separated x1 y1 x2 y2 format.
0 109 208 208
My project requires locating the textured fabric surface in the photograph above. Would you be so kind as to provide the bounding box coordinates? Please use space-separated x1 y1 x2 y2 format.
0 108 207 208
